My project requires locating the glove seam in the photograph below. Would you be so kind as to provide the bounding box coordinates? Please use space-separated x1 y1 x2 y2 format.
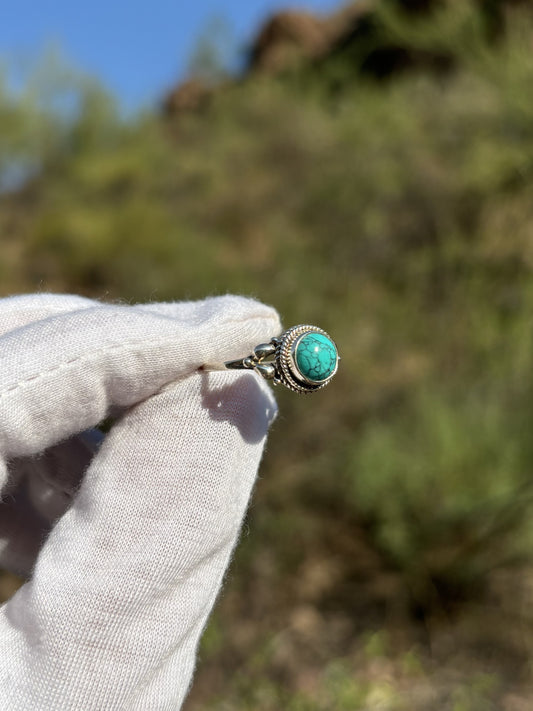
0 337 190 402
0 313 275 402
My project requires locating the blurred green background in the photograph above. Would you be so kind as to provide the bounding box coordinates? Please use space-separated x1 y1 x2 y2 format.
3 0 533 708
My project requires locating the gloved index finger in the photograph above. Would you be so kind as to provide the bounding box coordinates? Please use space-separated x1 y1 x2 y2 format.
0 369 277 710
0 293 96 337
0 294 280 465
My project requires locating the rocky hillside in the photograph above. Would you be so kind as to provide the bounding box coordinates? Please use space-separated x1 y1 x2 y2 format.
164 0 531 115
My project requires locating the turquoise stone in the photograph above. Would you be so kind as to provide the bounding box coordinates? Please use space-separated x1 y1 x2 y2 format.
294 333 338 383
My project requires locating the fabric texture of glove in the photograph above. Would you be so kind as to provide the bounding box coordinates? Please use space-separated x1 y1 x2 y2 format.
0 293 280 710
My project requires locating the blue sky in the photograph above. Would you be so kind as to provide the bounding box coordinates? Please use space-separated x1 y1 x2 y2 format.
1 1 345 110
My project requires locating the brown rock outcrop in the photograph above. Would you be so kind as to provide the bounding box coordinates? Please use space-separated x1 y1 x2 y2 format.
163 0 532 118
162 79 213 117
247 10 332 73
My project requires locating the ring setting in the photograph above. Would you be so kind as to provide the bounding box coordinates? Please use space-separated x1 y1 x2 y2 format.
225 325 339 393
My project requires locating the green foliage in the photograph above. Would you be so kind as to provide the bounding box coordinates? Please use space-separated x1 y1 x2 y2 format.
187 16 238 83
350 384 533 598
194 632 500 710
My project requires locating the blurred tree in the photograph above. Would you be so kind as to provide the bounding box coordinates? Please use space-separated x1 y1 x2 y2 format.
187 16 239 84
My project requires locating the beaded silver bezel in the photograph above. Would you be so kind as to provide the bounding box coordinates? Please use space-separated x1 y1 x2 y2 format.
275 325 339 394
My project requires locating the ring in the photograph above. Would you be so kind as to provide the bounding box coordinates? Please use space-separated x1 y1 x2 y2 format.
224 325 339 393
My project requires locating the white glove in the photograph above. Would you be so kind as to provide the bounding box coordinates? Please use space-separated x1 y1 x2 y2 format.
0 293 280 710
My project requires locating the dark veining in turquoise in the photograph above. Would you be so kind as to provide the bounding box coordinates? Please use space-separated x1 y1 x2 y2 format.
294 333 337 383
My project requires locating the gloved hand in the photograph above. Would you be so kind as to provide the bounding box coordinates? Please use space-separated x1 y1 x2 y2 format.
0 292 280 711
